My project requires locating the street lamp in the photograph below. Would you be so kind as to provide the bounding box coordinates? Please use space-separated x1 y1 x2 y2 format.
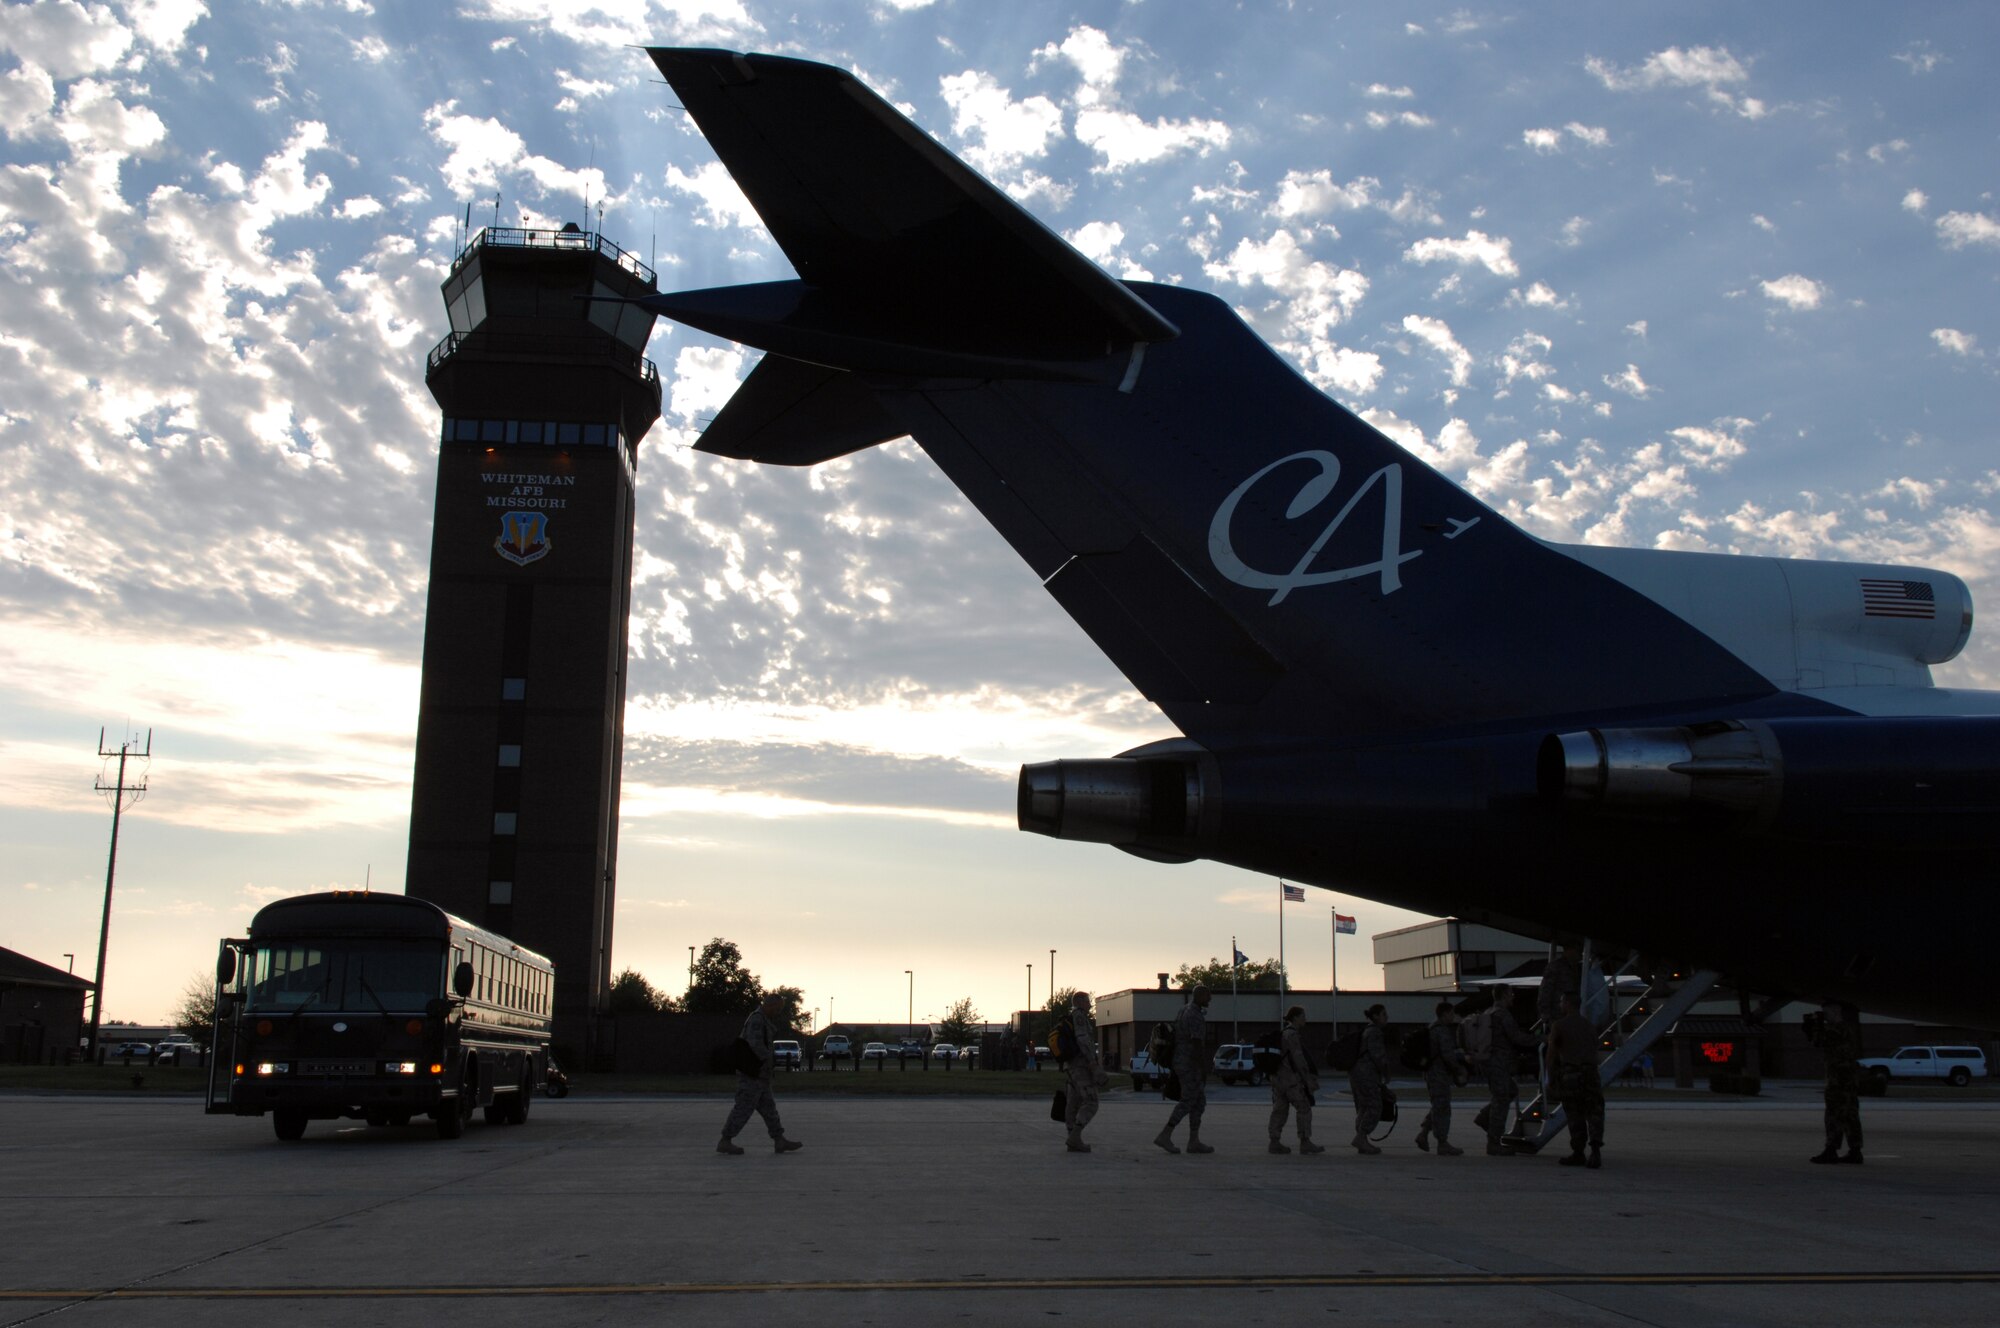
1026 963 1031 1012
687 945 695 994
1050 949 1056 1005
905 969 913 1035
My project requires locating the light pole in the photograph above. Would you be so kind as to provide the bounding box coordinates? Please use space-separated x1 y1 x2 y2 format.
1049 949 1056 1006
1026 963 1031 1012
687 945 695 995
905 969 913 1035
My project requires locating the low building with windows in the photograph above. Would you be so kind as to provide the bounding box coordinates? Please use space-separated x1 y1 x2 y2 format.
1373 919 1546 991
0 947 93 1065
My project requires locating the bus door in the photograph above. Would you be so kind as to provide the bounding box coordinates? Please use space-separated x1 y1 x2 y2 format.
205 939 247 1114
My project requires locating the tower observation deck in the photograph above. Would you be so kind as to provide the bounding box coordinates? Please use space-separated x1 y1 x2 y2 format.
407 224 662 1059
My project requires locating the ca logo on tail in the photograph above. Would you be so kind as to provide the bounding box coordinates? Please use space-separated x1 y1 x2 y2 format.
1208 450 1425 604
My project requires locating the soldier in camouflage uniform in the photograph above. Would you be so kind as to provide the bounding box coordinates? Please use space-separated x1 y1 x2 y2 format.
1547 990 1604 1169
1809 1001 1864 1165
717 993 804 1155
1155 985 1215 1154
1414 1000 1469 1156
1349 1003 1392 1154
1062 991 1108 1152
1473 988 1542 1157
1267 1005 1323 1154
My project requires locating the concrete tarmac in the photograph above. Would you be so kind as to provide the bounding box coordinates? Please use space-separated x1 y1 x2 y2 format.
2 1086 1997 1326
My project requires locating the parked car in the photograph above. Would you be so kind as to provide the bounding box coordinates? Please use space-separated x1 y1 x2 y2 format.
156 1038 199 1064
112 1041 152 1060
931 1043 958 1060
895 1038 924 1059
1212 1044 1266 1086
1855 1045 1989 1089
861 1042 889 1061
772 1040 802 1068
1130 1050 1170 1090
959 1044 979 1065
819 1035 853 1061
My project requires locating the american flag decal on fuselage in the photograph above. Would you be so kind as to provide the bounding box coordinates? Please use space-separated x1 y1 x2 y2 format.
1860 578 1935 619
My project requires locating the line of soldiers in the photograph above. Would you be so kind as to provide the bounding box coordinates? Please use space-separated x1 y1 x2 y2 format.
713 985 1859 1167
1063 984 1604 1166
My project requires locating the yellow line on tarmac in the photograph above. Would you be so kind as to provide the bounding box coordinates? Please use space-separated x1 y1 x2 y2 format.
6 1271 2000 1299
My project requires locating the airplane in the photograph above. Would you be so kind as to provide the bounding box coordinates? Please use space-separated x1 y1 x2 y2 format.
637 48 2000 1033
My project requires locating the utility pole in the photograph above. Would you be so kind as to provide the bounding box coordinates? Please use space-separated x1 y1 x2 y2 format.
87 727 150 1058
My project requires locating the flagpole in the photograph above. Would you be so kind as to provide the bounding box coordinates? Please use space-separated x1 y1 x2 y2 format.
1331 905 1338 1001
1277 879 1287 1021
1231 933 1240 1042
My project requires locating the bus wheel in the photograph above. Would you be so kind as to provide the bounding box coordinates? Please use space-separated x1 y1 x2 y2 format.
504 1071 533 1125
436 1091 470 1140
273 1110 307 1142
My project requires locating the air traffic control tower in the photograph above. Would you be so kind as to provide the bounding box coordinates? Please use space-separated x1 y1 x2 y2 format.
408 224 661 1057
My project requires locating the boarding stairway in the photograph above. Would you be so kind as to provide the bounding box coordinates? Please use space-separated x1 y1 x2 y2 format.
1506 943 1720 1154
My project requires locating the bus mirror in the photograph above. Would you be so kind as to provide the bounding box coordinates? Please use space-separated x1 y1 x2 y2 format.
216 949 237 985
453 961 474 998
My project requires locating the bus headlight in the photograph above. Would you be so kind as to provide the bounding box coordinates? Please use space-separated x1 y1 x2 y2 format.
256 1062 289 1076
383 1062 419 1075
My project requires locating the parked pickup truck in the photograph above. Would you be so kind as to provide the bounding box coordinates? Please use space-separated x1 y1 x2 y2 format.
1855 1045 1989 1088
1129 1052 1169 1090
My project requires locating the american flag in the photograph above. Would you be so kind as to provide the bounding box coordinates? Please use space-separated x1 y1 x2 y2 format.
1282 883 1306 903
1861 578 1935 619
1334 913 1357 935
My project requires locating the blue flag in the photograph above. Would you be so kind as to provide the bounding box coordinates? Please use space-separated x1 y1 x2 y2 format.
1233 948 1249 967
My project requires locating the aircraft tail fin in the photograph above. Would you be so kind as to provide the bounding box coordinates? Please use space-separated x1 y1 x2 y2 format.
646 50 1778 742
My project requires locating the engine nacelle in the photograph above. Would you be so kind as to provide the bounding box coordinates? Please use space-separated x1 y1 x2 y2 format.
1541 715 2000 842
1018 739 1214 858
1538 720 1779 819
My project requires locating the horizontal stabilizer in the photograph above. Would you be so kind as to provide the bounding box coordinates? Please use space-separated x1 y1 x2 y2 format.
646 48 1177 364
698 352 905 465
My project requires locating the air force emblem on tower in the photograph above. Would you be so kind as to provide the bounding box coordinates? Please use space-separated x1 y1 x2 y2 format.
495 510 551 566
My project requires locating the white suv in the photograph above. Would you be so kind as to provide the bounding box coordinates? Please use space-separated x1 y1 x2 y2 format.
1213 1044 1266 1086
820 1035 853 1061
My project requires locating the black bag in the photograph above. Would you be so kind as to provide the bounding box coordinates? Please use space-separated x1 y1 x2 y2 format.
1163 1069 1183 1101
1251 1030 1284 1074
1147 1021 1177 1065
1326 1028 1364 1072
1049 1087 1067 1122
728 1037 764 1077
1379 1086 1399 1124
1400 1027 1432 1073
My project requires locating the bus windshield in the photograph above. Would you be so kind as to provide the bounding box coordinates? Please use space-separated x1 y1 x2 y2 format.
246 939 446 1014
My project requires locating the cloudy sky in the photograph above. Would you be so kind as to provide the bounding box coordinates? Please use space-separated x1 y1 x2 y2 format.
4 0 1996 1029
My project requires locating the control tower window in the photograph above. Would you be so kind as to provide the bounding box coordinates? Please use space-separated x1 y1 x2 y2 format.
494 813 518 836
498 745 521 768
501 677 526 701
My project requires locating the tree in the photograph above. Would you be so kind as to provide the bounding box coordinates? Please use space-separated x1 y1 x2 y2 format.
607 968 671 1016
682 938 764 1015
1041 987 1080 1020
937 997 980 1045
170 972 218 1046
1175 956 1287 991
762 985 806 1034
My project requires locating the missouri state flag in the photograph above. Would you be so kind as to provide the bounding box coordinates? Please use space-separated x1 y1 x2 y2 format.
1334 913 1358 935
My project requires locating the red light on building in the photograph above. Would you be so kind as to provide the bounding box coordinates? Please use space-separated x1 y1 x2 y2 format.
1700 1040 1737 1064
